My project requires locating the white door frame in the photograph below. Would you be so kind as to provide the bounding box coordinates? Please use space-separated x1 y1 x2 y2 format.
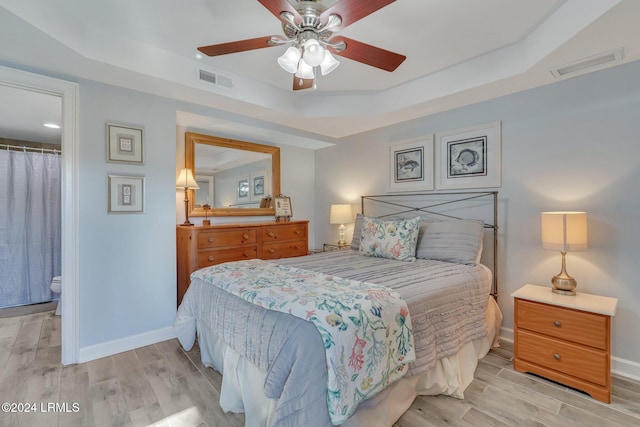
0 65 80 364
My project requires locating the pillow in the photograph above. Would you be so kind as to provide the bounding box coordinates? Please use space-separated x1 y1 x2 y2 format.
416 219 484 265
350 213 365 250
358 216 420 261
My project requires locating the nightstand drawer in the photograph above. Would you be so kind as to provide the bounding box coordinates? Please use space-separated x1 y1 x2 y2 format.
197 229 256 249
198 246 257 267
516 299 608 350
517 329 608 386
262 240 307 259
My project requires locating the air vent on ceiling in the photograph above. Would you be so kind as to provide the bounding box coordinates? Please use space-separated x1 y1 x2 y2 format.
197 68 233 89
551 48 624 79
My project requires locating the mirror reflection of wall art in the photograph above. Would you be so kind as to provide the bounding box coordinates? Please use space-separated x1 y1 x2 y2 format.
108 175 145 214
250 170 269 202
435 121 501 190
106 123 144 165
237 176 250 201
388 136 434 192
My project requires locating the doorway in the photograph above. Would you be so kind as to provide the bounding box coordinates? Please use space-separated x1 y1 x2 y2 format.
0 64 79 364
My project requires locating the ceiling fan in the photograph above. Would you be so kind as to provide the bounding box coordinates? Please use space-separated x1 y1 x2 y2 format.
197 0 406 91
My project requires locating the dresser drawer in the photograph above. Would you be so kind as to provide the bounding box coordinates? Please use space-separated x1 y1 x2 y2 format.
197 229 256 249
262 240 307 259
517 329 608 386
516 299 607 350
262 224 306 242
198 246 257 267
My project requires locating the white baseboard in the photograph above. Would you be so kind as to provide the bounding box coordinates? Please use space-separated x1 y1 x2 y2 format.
498 328 640 382
78 326 176 363
499 326 514 344
612 357 640 382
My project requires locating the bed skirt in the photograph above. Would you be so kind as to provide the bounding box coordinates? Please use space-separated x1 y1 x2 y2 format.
196 297 502 427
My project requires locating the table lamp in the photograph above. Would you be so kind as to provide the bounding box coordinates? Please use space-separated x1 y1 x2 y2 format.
177 168 199 226
541 211 588 295
330 204 353 246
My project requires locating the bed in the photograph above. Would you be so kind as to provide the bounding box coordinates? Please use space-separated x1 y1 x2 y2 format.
174 192 502 426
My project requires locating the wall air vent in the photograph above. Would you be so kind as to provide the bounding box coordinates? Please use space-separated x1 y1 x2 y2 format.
197 68 233 89
551 48 624 79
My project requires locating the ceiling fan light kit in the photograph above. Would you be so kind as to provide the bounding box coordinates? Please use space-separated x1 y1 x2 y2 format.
197 0 406 91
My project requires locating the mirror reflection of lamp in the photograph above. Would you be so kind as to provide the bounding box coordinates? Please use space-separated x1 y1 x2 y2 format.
176 168 199 226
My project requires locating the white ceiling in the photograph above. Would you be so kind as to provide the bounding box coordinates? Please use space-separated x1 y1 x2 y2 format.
0 0 638 147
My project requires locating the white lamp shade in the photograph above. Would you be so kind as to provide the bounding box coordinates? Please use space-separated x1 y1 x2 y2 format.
295 59 315 79
541 212 587 252
176 168 199 189
277 46 301 74
320 50 340 75
302 39 325 67
330 204 353 225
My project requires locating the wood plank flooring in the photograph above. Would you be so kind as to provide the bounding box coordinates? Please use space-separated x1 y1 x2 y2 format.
1 310 639 426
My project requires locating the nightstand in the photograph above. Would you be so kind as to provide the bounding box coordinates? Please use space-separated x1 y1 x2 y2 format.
512 284 617 403
323 242 350 251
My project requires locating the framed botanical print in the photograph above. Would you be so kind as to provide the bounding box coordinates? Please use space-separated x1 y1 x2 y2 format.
107 174 145 214
106 123 144 165
435 121 502 190
388 136 434 192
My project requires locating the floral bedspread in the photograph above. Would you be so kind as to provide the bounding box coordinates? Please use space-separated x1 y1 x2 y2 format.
191 258 415 425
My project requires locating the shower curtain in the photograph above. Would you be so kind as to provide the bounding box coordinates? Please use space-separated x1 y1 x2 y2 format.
0 149 62 308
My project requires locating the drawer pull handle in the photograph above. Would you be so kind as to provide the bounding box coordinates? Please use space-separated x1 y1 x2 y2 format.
553 353 561 361
268 249 275 253
208 256 214 262
243 252 249 257
294 230 301 235
553 320 561 327
268 232 275 237
243 234 249 240
208 237 214 243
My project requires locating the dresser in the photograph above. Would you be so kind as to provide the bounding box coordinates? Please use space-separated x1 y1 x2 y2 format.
176 221 309 305
512 284 617 403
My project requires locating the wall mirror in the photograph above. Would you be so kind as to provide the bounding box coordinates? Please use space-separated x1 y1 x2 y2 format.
185 132 280 217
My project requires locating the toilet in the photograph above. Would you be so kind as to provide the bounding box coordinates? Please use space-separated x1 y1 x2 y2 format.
50 276 62 315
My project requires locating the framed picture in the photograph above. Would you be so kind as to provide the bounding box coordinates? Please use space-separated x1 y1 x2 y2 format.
435 121 501 190
237 176 250 201
274 196 292 218
106 123 144 165
389 136 434 192
108 175 145 214
250 170 269 202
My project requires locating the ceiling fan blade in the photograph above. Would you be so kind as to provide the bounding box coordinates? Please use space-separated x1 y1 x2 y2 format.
320 0 395 30
198 36 276 56
258 0 302 24
293 76 314 91
329 36 406 72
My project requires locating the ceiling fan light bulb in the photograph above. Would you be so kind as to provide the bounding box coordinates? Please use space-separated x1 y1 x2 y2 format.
295 59 315 79
277 47 301 74
302 39 325 67
320 50 340 75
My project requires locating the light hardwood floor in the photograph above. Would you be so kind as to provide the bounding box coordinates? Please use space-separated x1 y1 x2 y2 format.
1 310 639 426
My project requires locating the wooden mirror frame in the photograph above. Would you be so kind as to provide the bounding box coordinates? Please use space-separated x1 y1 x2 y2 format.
185 132 280 217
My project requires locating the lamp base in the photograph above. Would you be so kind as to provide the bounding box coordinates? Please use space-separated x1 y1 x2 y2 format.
551 276 578 295
550 251 577 295
180 222 194 227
